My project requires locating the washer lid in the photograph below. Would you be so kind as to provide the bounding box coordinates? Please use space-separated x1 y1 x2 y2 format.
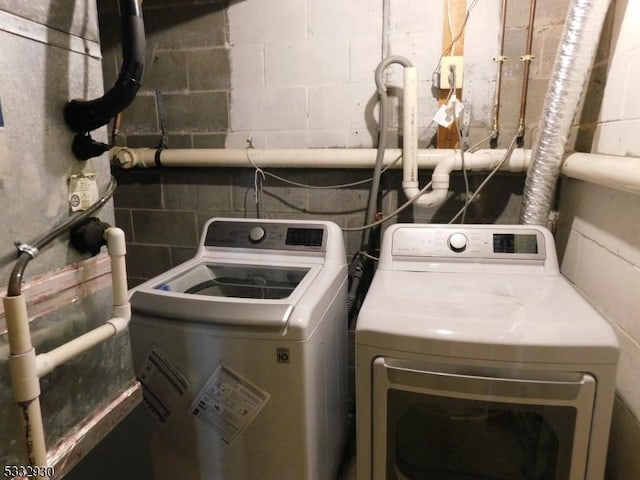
130 259 320 328
356 270 620 364
154 263 309 300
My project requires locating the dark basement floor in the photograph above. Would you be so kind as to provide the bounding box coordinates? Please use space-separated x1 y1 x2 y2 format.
336 419 357 479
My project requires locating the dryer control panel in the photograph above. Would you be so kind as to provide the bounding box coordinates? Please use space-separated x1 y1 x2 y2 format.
203 220 327 252
389 224 549 263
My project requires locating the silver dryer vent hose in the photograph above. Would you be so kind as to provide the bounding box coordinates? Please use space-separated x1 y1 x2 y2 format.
520 0 612 226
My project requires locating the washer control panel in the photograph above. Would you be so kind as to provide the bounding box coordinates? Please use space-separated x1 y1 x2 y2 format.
391 225 547 262
204 220 326 252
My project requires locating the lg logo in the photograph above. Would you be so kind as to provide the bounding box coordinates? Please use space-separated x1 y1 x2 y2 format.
276 348 290 364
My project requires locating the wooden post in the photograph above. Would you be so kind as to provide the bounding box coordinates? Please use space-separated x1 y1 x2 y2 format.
437 0 466 148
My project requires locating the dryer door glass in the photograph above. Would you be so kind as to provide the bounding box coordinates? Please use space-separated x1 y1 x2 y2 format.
372 358 596 480
389 391 572 479
154 263 310 300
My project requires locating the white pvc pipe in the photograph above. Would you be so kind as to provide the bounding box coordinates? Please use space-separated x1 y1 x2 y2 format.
562 152 640 196
402 67 419 191
37 228 130 377
105 228 128 308
3 294 48 473
4 227 130 474
111 146 530 172
111 145 640 200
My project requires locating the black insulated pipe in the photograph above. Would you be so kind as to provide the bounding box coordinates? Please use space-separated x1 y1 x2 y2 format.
64 0 145 133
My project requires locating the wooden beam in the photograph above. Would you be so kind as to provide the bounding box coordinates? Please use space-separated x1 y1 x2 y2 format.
437 0 466 149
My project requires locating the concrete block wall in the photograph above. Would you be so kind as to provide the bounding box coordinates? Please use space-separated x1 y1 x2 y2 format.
101 0 570 287
555 1 640 478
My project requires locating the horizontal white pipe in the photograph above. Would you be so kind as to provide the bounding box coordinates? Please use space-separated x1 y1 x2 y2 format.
36 228 130 377
111 146 530 172
111 147 640 196
562 152 640 196
36 319 127 377
404 150 509 208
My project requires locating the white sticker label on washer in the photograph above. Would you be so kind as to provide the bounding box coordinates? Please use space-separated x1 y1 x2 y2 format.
138 346 190 424
190 363 270 445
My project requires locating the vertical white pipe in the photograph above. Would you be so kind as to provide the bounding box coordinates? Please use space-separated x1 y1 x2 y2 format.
4 295 33 354
3 294 48 473
21 400 48 479
402 66 419 190
105 228 128 307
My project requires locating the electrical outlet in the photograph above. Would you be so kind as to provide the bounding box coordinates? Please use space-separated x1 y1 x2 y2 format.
440 56 464 89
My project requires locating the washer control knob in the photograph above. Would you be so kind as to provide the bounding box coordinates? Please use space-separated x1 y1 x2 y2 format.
448 233 468 253
249 226 266 243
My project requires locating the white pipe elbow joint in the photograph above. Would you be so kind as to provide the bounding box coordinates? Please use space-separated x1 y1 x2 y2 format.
110 304 131 326
108 312 131 334
432 172 451 192
402 180 419 194
110 147 136 169
414 189 448 208
105 227 127 256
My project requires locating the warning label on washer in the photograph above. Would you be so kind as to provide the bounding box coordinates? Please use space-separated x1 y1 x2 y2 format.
190 363 270 445
138 346 190 424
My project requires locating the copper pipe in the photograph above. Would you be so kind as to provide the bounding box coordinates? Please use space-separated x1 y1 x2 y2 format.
110 113 122 146
491 0 508 148
517 0 537 147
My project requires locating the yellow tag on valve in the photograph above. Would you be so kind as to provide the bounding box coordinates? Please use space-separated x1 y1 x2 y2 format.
68 173 99 212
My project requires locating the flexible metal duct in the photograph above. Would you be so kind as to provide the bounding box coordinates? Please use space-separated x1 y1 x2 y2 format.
520 0 612 225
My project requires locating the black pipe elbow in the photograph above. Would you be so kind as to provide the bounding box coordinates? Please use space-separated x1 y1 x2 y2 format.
64 0 145 133
70 217 112 256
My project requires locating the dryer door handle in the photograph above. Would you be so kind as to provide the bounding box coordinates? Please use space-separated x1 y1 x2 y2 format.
378 358 594 403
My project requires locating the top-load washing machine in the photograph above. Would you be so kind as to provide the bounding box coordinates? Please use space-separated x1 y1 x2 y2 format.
356 224 620 480
129 218 348 480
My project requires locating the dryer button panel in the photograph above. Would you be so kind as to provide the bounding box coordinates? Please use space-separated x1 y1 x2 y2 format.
391 226 546 262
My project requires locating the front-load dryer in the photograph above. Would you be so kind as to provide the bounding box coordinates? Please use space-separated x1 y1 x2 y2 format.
129 218 348 480
356 224 619 480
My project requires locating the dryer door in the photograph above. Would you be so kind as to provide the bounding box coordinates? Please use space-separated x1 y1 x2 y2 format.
372 358 596 480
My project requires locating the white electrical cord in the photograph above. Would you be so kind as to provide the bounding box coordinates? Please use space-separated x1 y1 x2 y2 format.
456 117 471 223
448 134 518 224
433 0 480 77
342 181 433 232
245 149 402 190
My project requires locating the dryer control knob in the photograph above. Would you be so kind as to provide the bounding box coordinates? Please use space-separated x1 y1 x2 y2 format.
448 233 468 253
249 226 266 243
